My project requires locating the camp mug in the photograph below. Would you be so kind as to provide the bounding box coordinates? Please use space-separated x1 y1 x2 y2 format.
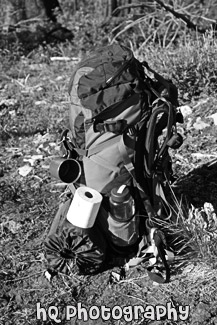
49 158 81 183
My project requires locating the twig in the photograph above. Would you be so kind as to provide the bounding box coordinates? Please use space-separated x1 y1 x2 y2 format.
1 17 44 29
112 288 146 303
111 15 149 42
112 3 152 17
4 271 42 283
154 0 211 34
189 14 217 24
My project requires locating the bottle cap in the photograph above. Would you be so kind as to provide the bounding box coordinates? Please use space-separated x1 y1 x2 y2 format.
111 185 130 203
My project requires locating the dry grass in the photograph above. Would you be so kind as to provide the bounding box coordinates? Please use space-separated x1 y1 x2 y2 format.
154 183 217 262
0 24 217 325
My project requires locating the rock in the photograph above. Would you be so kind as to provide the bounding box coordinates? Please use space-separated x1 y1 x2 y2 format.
193 117 210 130
179 105 192 117
18 165 33 177
207 112 217 125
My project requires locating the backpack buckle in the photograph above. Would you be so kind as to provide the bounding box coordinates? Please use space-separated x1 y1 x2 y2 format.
127 125 137 136
93 119 128 134
167 133 183 149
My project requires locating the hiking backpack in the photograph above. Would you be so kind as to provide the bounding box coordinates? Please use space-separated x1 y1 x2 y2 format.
44 43 183 283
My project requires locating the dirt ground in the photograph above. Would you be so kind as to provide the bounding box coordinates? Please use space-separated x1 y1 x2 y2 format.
0 53 217 325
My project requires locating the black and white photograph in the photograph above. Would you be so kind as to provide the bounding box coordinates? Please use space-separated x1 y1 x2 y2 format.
0 1 217 324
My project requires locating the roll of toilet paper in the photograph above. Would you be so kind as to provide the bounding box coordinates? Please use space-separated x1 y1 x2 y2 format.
66 186 103 228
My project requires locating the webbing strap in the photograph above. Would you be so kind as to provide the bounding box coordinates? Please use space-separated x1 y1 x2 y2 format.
154 180 172 219
145 99 174 177
118 134 135 175
118 132 156 219
94 119 128 134
68 183 76 195
118 131 172 283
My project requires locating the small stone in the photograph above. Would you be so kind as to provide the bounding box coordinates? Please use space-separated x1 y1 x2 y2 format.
193 117 210 130
179 105 192 117
207 112 217 125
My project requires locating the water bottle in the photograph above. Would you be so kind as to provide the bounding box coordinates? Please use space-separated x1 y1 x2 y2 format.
107 185 139 247
109 185 135 221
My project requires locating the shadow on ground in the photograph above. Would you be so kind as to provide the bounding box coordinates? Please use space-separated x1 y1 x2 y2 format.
174 160 217 212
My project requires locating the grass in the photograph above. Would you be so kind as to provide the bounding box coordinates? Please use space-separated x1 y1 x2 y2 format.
135 30 217 100
154 183 217 262
0 28 217 325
